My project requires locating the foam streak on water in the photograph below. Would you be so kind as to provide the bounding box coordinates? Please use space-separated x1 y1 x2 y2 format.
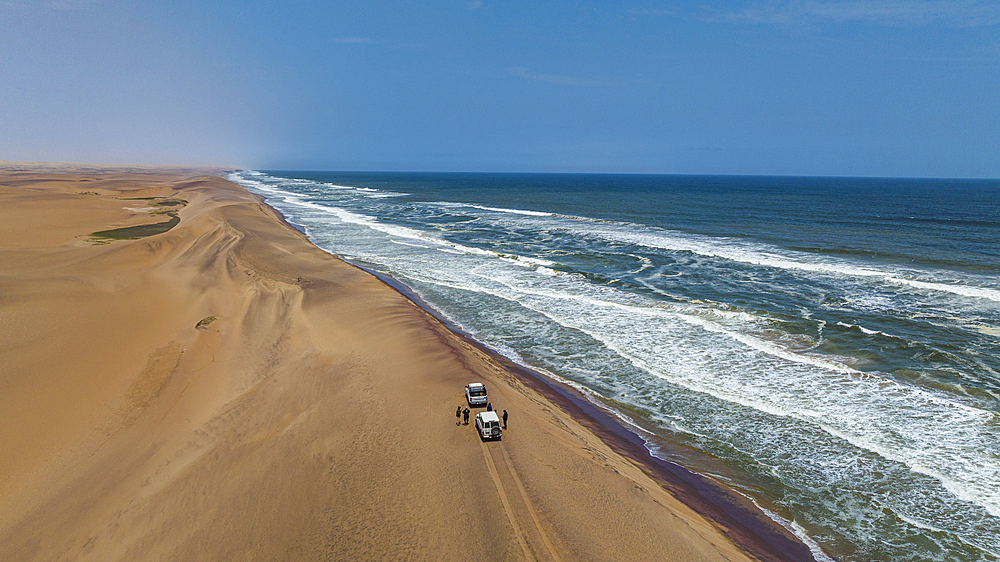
232 171 1000 561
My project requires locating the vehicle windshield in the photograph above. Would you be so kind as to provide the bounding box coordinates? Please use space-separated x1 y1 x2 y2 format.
469 388 486 396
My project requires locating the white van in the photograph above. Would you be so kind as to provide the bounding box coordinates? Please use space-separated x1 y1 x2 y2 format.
465 382 488 406
475 411 503 440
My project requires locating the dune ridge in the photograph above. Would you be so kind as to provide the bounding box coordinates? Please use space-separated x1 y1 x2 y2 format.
0 164 801 561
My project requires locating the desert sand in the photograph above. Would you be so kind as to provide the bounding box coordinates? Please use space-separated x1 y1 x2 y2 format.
0 162 809 561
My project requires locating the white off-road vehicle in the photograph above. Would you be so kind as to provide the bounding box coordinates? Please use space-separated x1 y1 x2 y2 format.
475 411 503 440
465 382 488 406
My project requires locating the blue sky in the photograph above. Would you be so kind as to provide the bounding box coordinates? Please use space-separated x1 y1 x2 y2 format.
2 1 998 177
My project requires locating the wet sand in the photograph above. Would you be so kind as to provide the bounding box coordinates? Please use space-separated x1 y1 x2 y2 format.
0 162 811 561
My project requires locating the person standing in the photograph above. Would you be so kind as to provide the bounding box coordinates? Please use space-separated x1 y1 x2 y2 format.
463 407 470 425
486 402 493 412
502 409 508 429
456 405 462 425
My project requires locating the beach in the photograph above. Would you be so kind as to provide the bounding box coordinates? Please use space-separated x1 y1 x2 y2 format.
0 163 810 561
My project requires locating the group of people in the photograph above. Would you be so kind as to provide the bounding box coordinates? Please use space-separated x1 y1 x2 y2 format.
456 404 508 429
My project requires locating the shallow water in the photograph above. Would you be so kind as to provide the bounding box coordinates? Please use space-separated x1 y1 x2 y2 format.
232 170 1000 561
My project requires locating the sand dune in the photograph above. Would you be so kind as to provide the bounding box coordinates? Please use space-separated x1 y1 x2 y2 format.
0 164 803 560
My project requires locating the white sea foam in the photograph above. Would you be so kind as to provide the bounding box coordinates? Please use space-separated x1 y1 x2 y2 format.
389 240 432 249
236 170 1000 304
244 185 559 270
890 276 1000 302
503 254 556 267
232 175 302 200
454 263 1000 519
746 498 836 562
468 204 553 216
626 254 653 274
837 321 878 335
678 314 857 374
973 324 1000 338
441 191 1000 307
564 219 1000 304
275 197 446 247
836 321 902 339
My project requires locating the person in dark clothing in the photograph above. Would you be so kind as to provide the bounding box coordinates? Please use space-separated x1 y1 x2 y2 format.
463 407 470 425
456 405 462 425
486 402 493 412
502 409 508 429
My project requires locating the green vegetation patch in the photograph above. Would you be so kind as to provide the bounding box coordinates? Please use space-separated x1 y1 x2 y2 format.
195 316 218 329
88 197 187 241
150 198 186 207
90 212 180 240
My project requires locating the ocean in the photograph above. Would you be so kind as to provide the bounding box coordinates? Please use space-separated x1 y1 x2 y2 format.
230 170 1000 562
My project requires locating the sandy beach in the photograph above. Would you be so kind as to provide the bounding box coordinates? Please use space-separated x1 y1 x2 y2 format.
0 162 811 561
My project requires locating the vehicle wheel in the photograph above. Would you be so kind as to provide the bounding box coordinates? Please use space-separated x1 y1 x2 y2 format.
491 427 501 439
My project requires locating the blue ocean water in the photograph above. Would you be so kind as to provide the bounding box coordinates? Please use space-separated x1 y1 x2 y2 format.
231 171 1000 562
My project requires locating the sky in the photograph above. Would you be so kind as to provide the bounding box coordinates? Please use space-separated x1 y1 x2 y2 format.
1 0 998 177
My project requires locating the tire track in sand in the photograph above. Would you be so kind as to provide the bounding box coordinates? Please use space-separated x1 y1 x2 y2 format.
497 445 561 562
480 440 533 560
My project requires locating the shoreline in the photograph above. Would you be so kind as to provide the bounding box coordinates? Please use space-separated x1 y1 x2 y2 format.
247 178 817 562
1 162 813 560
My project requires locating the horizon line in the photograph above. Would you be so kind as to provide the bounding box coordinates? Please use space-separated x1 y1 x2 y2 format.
252 168 1000 182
